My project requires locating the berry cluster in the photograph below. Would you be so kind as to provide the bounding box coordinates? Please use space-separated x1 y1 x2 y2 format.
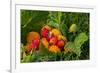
26 25 67 54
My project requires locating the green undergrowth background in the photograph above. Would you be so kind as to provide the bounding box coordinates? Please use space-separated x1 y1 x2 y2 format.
21 10 90 62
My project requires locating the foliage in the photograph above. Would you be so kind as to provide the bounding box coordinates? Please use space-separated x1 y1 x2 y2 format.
64 32 88 58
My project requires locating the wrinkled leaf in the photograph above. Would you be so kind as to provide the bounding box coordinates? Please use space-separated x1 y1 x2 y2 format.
74 32 88 56
64 32 88 57
64 42 75 51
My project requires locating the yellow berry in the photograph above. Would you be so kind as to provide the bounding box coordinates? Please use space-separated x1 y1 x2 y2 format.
51 29 61 36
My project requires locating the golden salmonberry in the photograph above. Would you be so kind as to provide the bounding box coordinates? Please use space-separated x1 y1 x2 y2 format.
51 29 61 36
49 45 60 53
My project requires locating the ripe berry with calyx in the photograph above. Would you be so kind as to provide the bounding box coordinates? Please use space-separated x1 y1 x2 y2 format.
41 25 51 38
49 36 58 45
57 40 65 51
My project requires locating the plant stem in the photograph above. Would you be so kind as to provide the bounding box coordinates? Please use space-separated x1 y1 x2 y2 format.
58 12 62 24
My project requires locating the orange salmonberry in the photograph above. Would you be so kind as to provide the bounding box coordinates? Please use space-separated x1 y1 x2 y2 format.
41 38 49 48
25 43 35 53
26 38 40 53
49 45 60 53
27 32 40 43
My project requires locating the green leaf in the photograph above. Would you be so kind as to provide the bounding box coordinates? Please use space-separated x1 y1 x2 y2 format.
21 10 48 28
30 53 36 62
22 55 32 63
64 42 75 51
63 52 78 60
64 32 88 57
59 24 68 37
21 10 34 28
48 21 59 28
74 32 88 56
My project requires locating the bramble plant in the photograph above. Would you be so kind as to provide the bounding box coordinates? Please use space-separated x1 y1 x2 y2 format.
21 10 89 63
